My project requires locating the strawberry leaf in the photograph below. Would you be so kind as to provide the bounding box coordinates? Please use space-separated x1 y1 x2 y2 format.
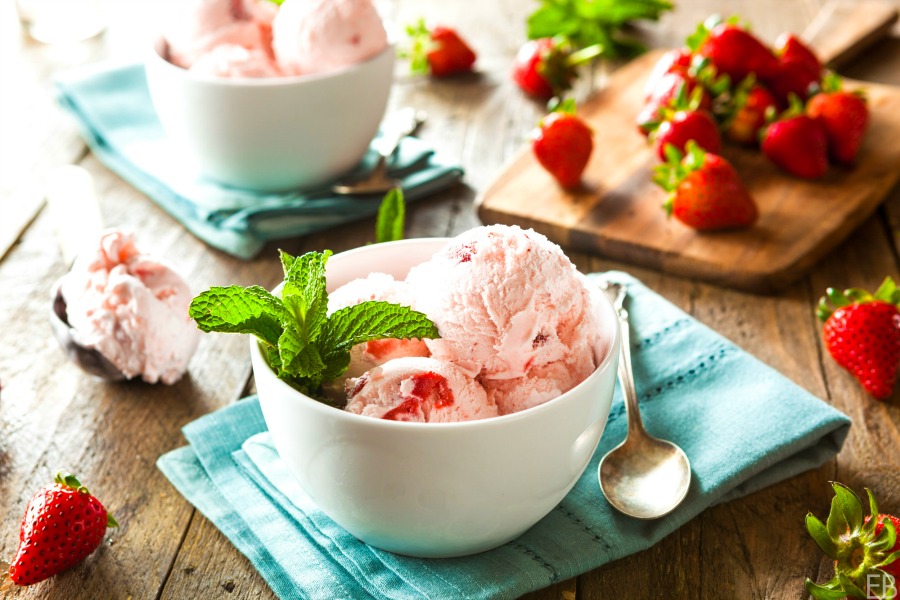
809 512 840 558
827 495 849 546
873 276 899 305
805 578 851 600
833 482 864 536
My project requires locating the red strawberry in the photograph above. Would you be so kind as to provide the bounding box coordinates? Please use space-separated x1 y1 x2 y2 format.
405 20 476 78
724 80 778 144
687 16 778 84
807 74 870 165
817 277 900 399
643 48 693 98
531 99 593 189
761 97 829 178
652 109 721 160
766 57 821 105
512 37 602 101
805 483 900 599
652 140 758 231
773 33 821 75
7 472 118 586
637 72 712 136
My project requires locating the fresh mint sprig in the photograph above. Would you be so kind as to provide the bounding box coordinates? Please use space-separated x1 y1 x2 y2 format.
527 0 674 58
189 249 439 401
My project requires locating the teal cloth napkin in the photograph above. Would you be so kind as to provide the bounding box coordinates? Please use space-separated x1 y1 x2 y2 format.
53 61 464 259
157 272 851 599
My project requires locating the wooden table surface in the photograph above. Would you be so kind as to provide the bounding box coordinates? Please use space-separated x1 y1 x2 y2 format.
1 0 899 598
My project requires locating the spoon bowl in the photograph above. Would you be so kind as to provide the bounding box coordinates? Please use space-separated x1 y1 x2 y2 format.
599 430 691 519
596 280 692 519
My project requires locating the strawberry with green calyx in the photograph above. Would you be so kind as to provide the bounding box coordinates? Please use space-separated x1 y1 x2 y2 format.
652 140 758 231
722 75 779 145
531 98 594 189
403 19 476 78
760 93 829 179
817 277 900 400
687 15 778 84
637 56 725 136
805 482 900 599
512 36 603 101
647 83 721 160
7 472 118 586
807 72 870 165
642 47 693 98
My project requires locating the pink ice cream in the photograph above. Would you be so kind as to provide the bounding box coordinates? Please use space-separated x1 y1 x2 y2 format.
190 44 282 78
327 273 430 380
163 0 276 70
59 229 199 385
405 225 599 413
345 357 499 422
272 0 389 76
161 0 387 78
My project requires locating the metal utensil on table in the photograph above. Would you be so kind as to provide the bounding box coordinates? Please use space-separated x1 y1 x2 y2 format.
331 107 427 196
597 280 692 519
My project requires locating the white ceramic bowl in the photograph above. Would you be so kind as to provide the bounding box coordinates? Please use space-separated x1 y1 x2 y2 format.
145 38 395 192
250 239 621 557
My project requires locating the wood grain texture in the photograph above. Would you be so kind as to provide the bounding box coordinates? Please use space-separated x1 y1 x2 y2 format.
0 0 898 598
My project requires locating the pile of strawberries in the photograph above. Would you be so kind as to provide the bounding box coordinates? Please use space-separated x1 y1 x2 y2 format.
641 16 870 231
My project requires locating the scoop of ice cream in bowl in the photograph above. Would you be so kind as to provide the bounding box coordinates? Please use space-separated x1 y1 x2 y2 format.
192 225 620 557
144 0 395 192
50 229 199 384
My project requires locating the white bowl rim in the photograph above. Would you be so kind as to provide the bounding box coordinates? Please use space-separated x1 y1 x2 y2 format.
148 34 396 87
249 237 621 430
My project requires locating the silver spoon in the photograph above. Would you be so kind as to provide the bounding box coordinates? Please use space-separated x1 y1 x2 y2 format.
598 281 691 519
332 107 427 195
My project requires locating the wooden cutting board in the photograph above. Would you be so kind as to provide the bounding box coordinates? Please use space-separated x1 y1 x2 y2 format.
476 0 900 293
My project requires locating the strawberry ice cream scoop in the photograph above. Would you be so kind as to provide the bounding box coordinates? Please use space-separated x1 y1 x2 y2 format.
327 273 430 381
163 0 276 69
59 230 199 384
407 225 600 385
189 44 281 78
272 0 389 76
345 357 498 422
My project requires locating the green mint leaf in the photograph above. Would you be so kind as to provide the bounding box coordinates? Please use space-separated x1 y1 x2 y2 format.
278 327 326 377
317 301 440 381
527 0 672 57
189 285 287 348
375 188 406 243
280 250 332 343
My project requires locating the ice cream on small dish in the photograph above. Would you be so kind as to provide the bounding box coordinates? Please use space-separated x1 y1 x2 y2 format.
58 229 199 384
162 0 388 78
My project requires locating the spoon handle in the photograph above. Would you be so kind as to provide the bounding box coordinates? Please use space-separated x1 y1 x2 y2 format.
373 107 424 160
616 310 647 437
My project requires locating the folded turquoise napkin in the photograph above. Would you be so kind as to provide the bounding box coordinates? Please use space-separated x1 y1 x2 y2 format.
53 62 464 259
157 272 851 600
